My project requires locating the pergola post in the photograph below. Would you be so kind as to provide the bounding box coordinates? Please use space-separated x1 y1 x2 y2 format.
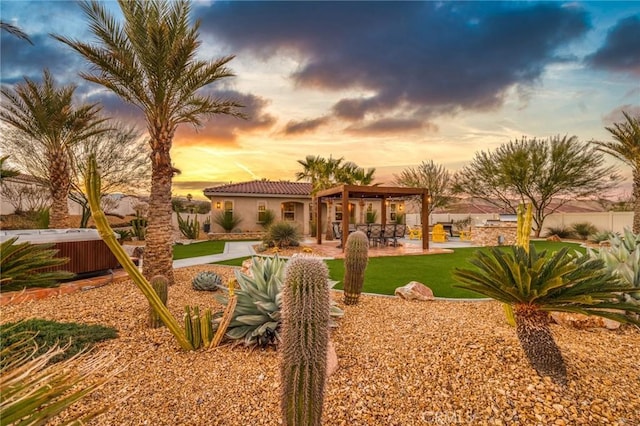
422 191 429 250
316 196 322 245
341 188 349 249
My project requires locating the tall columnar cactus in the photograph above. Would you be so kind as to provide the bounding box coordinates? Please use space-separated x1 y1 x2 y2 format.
281 257 331 426
177 211 200 240
85 155 194 351
343 230 369 305
148 275 168 328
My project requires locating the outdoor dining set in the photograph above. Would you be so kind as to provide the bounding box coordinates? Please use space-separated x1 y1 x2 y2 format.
332 222 407 247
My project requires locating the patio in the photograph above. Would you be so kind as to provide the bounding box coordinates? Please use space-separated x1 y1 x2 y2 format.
300 236 474 259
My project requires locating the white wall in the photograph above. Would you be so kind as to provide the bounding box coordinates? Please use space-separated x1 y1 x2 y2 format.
405 212 634 234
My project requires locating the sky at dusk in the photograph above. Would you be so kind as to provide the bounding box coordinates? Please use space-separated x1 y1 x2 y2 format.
1 0 639 199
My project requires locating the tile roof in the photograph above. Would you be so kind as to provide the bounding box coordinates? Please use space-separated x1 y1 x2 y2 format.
203 180 312 196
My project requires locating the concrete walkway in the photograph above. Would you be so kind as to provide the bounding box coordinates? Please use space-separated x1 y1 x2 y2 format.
172 240 260 269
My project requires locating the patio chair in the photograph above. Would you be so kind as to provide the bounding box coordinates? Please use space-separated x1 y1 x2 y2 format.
408 225 422 240
355 223 370 238
391 224 406 246
431 223 448 243
382 224 396 246
332 222 342 241
459 229 472 241
368 224 383 247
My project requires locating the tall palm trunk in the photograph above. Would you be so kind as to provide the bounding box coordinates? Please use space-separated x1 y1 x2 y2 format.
325 200 333 241
144 132 175 285
47 148 71 229
633 168 640 234
513 304 567 385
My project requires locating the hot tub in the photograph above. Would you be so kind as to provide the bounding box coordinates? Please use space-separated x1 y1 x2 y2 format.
0 229 121 275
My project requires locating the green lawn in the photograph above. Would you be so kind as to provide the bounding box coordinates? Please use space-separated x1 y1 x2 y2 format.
212 241 586 298
172 240 226 260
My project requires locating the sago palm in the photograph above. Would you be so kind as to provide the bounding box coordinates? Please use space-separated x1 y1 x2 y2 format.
453 245 640 385
0 70 105 228
54 0 244 283
593 111 640 233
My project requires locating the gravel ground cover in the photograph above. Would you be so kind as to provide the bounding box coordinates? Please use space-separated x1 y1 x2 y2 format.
1 264 639 425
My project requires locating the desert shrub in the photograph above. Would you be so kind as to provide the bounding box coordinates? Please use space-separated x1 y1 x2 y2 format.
114 228 133 241
264 221 301 248
365 210 378 224
214 211 242 233
589 231 615 243
259 209 276 229
571 222 598 240
544 225 575 239
0 319 118 366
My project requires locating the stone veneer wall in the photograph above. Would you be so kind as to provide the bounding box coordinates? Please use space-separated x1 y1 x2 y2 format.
471 225 517 247
208 232 265 241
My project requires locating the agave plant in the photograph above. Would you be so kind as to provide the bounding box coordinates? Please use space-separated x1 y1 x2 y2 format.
214 255 343 348
0 237 75 292
453 245 640 385
588 229 640 303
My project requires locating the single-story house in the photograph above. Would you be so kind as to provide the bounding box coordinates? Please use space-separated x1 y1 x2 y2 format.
202 180 407 235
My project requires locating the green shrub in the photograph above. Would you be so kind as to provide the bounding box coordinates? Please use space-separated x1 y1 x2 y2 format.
264 221 301 248
589 231 614 243
571 222 598 240
544 225 575 239
114 228 134 241
0 237 75 292
365 210 378 224
259 209 276 229
0 319 118 366
214 211 242 233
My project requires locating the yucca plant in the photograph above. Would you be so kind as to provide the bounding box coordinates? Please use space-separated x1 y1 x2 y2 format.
0 331 122 425
453 245 640 385
264 221 301 248
0 237 75 292
214 255 343 348
213 211 242 233
544 225 575 239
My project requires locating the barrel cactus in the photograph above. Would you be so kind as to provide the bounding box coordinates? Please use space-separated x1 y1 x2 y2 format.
148 275 168 328
280 256 330 426
343 230 369 305
192 271 223 292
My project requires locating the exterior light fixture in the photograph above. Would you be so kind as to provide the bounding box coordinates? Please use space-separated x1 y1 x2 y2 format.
216 201 221 209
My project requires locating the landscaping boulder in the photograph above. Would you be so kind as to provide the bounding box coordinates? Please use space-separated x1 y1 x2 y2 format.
241 258 253 277
546 235 562 242
551 312 621 330
394 281 435 301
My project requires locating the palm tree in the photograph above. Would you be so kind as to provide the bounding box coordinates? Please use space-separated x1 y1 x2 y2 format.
593 112 640 233
453 245 640 385
0 20 33 44
54 0 243 283
0 70 105 228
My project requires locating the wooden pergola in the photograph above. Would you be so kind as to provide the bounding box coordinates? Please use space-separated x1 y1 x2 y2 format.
315 184 430 249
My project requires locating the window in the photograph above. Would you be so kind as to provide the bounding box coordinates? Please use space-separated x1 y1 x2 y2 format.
257 201 267 223
283 202 295 221
223 200 233 219
390 203 397 221
336 203 356 222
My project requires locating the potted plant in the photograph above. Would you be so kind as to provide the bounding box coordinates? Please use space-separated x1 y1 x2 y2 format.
203 217 211 233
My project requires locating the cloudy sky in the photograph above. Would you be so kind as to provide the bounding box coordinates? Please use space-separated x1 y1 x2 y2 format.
1 1 639 198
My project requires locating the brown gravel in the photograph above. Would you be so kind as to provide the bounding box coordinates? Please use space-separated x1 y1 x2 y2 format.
1 264 639 425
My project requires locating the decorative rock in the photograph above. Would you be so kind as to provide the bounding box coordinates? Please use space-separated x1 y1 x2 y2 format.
241 258 253 277
546 235 562 242
327 339 338 377
551 312 621 330
394 281 435 301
